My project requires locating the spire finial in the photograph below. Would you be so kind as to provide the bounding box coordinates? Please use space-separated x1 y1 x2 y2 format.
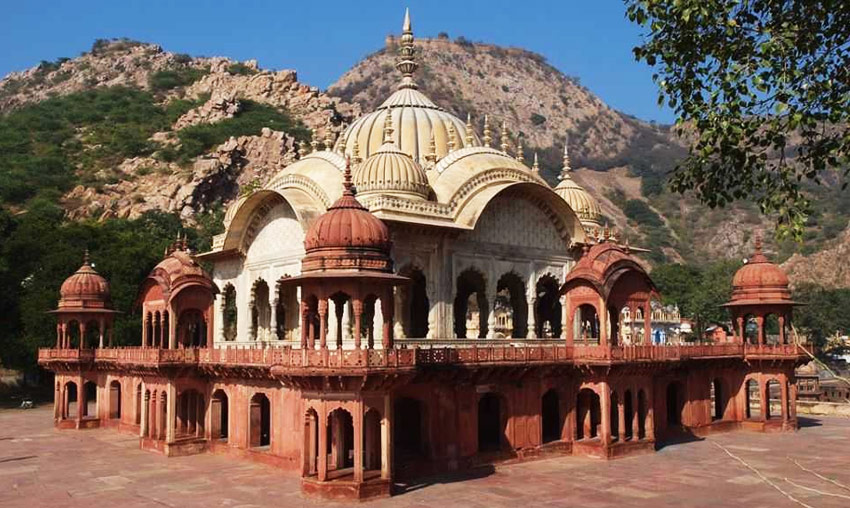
343 156 355 196
310 129 319 153
425 129 437 166
483 115 492 147
516 136 524 164
447 122 457 152
352 139 362 164
395 8 419 90
532 152 540 172
382 112 395 143
559 135 572 180
465 113 475 146
500 121 510 154
82 249 90 266
323 130 334 151
298 140 309 158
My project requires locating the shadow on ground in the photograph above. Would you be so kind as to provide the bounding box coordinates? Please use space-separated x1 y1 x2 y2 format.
393 465 496 495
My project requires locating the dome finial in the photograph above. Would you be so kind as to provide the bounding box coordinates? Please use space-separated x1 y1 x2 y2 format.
298 140 309 158
323 130 334 151
465 113 475 146
516 136 524 164
560 135 572 180
754 232 763 254
447 122 457 152
396 8 419 90
425 129 437 166
343 156 355 196
382 112 395 143
532 152 540 172
83 249 90 266
500 121 510 154
483 115 492 147
310 129 319 152
352 139 362 164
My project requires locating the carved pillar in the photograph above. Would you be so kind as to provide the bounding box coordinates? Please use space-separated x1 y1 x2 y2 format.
98 317 105 348
598 297 608 346
778 315 786 345
166 383 176 443
56 323 61 349
560 296 568 341
756 315 765 346
140 388 149 438
353 402 364 483
168 309 176 350
632 396 640 439
79 322 87 350
300 304 308 349
318 299 328 350
780 376 789 423
486 290 497 339
600 384 611 446
736 315 744 342
160 314 167 349
526 297 537 339
270 298 278 340
353 299 363 349
644 301 651 345
759 376 768 421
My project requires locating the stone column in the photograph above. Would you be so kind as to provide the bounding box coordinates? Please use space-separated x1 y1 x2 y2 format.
353 299 363 349
98 317 105 348
381 393 393 480
318 299 328 349
270 298 278 340
486 291 497 339
600 384 611 446
617 396 625 442
300 305 308 349
526 298 537 339
140 387 148 438
736 315 744 342
166 383 176 444
778 315 786 345
168 309 176 350
759 376 768 421
780 377 789 423
79 322 87 350
598 297 608 346
56 323 61 349
142 315 148 348
632 398 640 439
644 301 652 345
560 296 568 340
756 315 765 346
335 300 344 349
789 380 798 423
318 407 328 482
354 402 364 483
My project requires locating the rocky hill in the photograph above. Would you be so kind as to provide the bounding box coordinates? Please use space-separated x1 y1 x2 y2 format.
1 36 848 284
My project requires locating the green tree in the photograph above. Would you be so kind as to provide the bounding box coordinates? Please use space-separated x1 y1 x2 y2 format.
626 0 850 239
792 283 850 346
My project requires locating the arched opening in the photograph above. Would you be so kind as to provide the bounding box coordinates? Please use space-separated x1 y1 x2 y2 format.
361 294 377 347
158 391 167 440
162 311 169 348
109 380 121 420
496 272 527 338
222 284 237 341
637 389 647 439
178 309 207 347
399 267 430 338
250 393 271 448
84 320 100 348
144 314 153 347
711 378 725 421
478 393 503 452
177 389 205 437
665 382 684 426
83 381 97 418
64 381 77 419
394 397 425 461
65 320 81 349
541 389 562 443
251 279 271 341
744 314 758 344
766 379 780 419
329 291 351 349
624 390 634 440
327 408 354 470
454 268 488 338
304 408 319 476
574 304 600 344
211 389 229 440
535 275 562 338
135 383 142 425
576 388 601 440
745 379 760 419
364 408 382 472
610 390 620 441
764 314 780 345
153 311 162 347
608 305 621 345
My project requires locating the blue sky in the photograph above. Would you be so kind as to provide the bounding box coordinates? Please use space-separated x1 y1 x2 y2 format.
0 0 673 124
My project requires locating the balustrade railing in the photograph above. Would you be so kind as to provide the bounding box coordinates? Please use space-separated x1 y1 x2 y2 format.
37 342 804 370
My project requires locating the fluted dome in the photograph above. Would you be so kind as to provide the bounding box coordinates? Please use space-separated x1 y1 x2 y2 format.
353 115 431 200
553 145 601 230
58 253 112 310
153 240 210 291
727 239 793 305
302 165 393 273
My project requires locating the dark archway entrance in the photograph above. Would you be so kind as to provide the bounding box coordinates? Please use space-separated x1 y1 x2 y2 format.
666 382 684 426
109 380 121 419
394 397 425 458
535 275 562 338
328 408 354 470
496 272 527 338
478 393 502 452
211 390 229 440
541 389 561 443
250 393 271 448
576 388 601 439
454 269 488 338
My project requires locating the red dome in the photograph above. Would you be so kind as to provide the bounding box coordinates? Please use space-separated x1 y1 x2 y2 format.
58 252 112 309
302 161 393 273
728 240 792 305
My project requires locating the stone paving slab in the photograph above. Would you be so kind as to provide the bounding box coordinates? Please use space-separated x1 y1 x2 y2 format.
1 407 849 507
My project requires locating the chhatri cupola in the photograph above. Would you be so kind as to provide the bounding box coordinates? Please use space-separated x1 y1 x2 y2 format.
353 113 431 200
554 141 602 231
51 251 118 349
334 9 481 163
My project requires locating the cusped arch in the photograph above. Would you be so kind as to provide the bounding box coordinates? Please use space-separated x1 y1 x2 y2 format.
219 189 318 254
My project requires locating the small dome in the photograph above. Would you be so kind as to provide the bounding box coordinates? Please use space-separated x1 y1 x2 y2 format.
303 163 393 273
728 239 793 305
153 238 210 291
59 252 111 309
353 115 431 200
553 145 601 230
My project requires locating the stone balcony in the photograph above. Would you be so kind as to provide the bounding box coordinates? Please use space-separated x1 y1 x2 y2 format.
37 341 808 375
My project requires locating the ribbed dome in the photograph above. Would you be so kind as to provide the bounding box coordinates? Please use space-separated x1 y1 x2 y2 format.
58 253 112 309
353 116 431 200
728 239 793 305
555 175 602 229
336 89 478 165
302 164 393 274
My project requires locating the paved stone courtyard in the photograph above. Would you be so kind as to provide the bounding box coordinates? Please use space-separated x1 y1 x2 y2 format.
1 407 849 507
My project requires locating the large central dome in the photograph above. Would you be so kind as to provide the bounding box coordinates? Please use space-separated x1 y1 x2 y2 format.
334 10 480 164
